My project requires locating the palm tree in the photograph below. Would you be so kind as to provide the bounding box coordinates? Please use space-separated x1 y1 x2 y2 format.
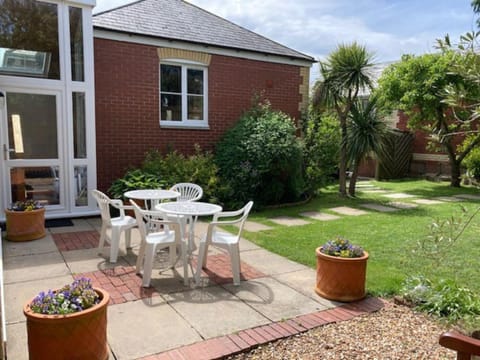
313 42 375 196
346 96 389 196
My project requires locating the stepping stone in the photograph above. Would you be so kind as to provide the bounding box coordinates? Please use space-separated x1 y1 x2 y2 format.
270 216 310 226
434 196 464 202
358 203 399 212
360 189 388 193
454 194 480 200
355 182 375 188
388 201 418 209
412 198 444 205
300 211 341 221
383 193 416 199
330 206 368 216
241 221 273 232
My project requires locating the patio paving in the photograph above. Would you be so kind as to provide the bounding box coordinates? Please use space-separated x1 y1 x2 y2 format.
2 217 383 360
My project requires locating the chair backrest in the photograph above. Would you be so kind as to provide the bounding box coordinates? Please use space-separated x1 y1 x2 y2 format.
170 183 203 202
91 189 113 223
210 201 253 242
234 201 254 236
130 200 174 240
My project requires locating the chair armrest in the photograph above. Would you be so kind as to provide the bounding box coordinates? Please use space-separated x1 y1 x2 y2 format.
110 199 134 217
439 331 480 356
213 209 244 221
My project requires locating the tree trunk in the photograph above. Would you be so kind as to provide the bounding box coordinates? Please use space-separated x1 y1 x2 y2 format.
348 160 360 197
339 116 348 196
450 160 462 187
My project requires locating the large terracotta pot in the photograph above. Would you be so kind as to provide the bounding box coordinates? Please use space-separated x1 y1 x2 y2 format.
5 208 46 241
315 247 369 302
23 287 110 360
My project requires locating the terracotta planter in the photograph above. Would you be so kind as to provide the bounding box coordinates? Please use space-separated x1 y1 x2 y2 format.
315 247 369 302
23 287 110 360
5 208 46 241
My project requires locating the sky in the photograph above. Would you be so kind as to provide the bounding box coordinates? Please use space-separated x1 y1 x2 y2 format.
93 0 477 79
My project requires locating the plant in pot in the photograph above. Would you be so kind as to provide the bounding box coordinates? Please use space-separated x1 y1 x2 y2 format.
5 199 46 241
315 236 369 302
23 277 110 360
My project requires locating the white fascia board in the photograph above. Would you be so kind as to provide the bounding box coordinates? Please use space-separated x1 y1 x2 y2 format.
93 29 314 68
67 0 96 7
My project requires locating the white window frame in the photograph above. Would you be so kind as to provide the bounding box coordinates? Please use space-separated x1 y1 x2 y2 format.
159 60 208 128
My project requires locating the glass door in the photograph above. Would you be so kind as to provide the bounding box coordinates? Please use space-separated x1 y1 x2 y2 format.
2 90 62 208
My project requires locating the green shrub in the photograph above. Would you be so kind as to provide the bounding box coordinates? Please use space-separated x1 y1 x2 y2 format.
142 146 220 203
461 135 480 180
108 169 166 200
303 111 340 194
215 100 305 208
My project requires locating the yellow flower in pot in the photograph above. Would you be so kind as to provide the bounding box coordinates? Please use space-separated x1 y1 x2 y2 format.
5 199 46 241
315 236 369 302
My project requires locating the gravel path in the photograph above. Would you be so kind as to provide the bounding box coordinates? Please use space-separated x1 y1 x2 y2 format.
229 300 456 359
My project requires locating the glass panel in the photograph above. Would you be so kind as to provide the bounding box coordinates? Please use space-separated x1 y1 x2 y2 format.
74 166 87 206
187 69 203 95
10 166 60 205
161 94 181 121
69 7 84 82
73 92 86 158
187 96 203 120
0 0 60 79
6 93 58 159
160 65 181 92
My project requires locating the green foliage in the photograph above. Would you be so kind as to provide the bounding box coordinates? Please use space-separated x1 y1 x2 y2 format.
461 136 480 181
401 276 480 323
108 169 166 200
142 146 220 203
303 111 340 193
215 100 305 208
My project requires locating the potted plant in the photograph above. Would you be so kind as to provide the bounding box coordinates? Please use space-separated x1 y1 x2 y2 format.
315 236 369 302
5 199 46 241
23 278 110 360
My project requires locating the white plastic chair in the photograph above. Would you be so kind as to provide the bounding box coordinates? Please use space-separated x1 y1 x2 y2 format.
169 183 203 202
91 189 137 263
195 201 254 286
130 201 187 287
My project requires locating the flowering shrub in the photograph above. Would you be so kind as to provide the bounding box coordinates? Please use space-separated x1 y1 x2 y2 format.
320 236 364 258
30 278 100 315
9 199 43 211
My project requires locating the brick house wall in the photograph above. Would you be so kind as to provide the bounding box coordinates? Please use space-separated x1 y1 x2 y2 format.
94 38 305 192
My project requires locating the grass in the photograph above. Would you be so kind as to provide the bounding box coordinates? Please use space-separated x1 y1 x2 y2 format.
242 178 480 297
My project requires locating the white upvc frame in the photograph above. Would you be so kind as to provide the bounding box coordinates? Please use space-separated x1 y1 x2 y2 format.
159 60 209 129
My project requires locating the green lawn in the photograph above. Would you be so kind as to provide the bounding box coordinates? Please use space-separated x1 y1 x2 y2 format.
242 179 480 297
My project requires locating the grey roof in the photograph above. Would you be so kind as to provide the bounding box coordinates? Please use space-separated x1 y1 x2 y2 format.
93 0 314 62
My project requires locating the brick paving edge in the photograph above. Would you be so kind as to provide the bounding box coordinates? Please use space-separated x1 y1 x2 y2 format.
142 296 385 360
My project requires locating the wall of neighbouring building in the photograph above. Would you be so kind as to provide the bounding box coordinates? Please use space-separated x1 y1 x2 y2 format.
94 38 308 192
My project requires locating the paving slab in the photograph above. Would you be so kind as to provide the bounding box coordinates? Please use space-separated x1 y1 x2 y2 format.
164 286 270 339
358 203 399 212
48 218 97 234
387 201 419 209
5 323 28 360
359 189 388 193
434 196 464 202
107 299 202 359
300 211 341 221
3 251 70 284
454 194 480 200
330 206 368 216
240 221 273 232
272 268 339 308
62 247 131 274
269 216 310 226
412 198 444 205
224 277 326 322
383 193 416 199
2 234 58 257
240 248 308 276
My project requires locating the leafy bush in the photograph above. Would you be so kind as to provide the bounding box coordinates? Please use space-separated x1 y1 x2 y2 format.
401 276 480 322
215 100 305 208
303 110 340 194
142 145 220 203
108 169 166 200
460 135 480 181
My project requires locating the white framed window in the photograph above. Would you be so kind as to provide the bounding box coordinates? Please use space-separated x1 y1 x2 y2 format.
160 61 208 128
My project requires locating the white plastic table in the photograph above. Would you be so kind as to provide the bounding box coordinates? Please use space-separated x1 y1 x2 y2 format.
124 189 180 209
155 201 222 282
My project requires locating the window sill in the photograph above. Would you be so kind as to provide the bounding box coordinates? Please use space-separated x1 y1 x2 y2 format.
160 123 210 130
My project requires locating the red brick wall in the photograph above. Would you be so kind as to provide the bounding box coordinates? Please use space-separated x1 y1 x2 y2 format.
94 38 304 192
